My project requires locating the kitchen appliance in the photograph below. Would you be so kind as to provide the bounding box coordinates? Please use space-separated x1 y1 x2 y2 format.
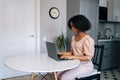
99 6 108 20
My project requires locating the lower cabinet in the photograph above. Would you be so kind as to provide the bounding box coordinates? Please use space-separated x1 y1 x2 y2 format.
98 41 120 70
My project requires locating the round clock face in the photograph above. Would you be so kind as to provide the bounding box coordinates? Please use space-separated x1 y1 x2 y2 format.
49 7 60 19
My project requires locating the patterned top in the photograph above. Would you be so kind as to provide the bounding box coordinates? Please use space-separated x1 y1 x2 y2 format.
71 35 94 60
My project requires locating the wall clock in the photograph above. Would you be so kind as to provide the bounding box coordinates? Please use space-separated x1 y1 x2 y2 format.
49 7 60 19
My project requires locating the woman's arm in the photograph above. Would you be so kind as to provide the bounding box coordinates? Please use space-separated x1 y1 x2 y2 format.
60 55 92 61
58 52 72 56
58 47 73 56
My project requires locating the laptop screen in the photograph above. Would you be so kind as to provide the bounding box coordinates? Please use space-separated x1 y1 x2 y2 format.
46 41 60 60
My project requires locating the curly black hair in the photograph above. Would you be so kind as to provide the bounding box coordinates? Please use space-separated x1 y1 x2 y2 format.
68 15 91 32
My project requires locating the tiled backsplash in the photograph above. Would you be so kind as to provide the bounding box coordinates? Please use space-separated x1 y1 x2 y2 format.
98 23 120 39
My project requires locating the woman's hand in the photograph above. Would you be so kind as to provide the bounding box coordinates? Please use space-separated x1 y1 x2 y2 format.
57 52 63 55
60 55 74 60
57 52 74 59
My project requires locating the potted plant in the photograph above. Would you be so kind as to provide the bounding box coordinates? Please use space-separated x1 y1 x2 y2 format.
54 33 68 52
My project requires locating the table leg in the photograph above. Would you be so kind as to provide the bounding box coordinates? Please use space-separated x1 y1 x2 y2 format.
53 72 58 80
30 72 35 80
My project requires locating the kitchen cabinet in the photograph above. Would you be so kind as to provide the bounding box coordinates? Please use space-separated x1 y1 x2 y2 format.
99 41 120 70
110 41 120 67
67 0 99 44
99 0 108 7
108 0 120 21
100 41 113 70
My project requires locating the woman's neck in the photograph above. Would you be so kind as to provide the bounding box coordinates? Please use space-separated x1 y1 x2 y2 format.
78 32 87 37
75 32 87 42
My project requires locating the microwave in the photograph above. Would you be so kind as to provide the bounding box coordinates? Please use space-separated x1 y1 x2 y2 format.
99 6 108 20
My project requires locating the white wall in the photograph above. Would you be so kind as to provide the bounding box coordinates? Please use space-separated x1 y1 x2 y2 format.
0 0 66 79
40 0 67 53
67 0 99 45
0 0 38 79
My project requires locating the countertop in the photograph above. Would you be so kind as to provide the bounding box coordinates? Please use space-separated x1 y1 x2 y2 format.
98 38 120 42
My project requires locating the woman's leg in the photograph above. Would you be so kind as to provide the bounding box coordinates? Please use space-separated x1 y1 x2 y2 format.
60 62 94 80
57 70 67 79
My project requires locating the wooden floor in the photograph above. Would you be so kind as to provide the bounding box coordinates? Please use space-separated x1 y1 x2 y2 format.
3 73 54 80
3 68 120 80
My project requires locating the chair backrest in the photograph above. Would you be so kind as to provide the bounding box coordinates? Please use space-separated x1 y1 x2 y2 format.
92 45 104 71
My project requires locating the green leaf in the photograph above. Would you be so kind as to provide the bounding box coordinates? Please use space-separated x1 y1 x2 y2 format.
55 33 68 52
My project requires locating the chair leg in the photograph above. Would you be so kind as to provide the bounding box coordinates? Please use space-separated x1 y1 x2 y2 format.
97 75 100 80
30 72 35 80
53 72 58 80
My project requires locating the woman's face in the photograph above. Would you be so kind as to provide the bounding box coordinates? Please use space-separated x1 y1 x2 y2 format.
70 22 79 33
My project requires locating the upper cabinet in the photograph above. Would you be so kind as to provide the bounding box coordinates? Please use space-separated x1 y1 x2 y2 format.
99 0 108 21
99 0 108 7
99 0 120 22
108 0 120 21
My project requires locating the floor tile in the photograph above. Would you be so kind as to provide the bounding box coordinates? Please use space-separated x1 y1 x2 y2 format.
3 68 120 80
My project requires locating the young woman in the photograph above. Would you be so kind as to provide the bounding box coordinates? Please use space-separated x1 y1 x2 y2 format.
57 15 95 80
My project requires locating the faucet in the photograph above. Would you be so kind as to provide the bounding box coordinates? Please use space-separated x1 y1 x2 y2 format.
97 32 101 39
104 28 113 39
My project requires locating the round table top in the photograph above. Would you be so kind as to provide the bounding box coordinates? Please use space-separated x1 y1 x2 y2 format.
5 53 80 72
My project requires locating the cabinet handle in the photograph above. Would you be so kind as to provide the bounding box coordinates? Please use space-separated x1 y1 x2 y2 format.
115 16 118 21
104 55 109 58
104 48 109 50
107 1 108 7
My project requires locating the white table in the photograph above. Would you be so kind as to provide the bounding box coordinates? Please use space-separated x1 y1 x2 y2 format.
5 53 80 80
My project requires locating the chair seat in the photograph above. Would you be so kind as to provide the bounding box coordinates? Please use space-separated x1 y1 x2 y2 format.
76 69 101 79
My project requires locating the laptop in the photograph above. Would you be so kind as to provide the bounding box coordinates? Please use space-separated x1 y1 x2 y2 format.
46 41 66 61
